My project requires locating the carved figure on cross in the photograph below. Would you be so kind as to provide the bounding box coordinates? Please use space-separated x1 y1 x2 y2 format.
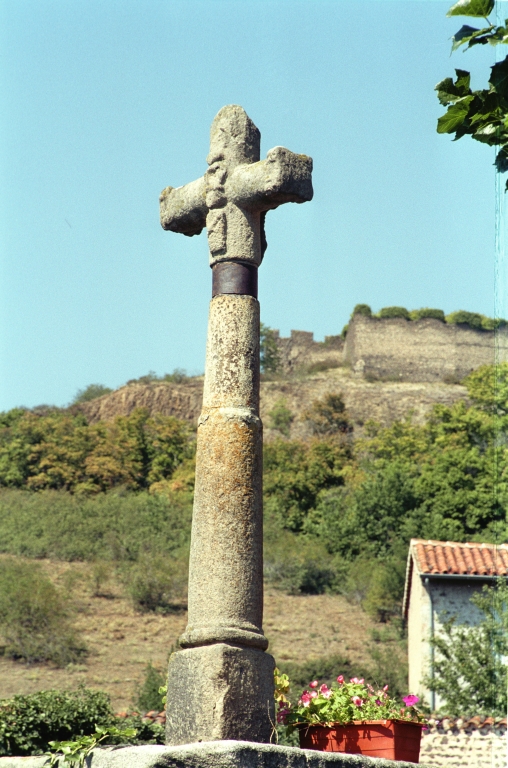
160 105 313 294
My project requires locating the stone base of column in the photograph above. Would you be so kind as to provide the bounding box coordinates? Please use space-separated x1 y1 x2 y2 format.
165 644 275 746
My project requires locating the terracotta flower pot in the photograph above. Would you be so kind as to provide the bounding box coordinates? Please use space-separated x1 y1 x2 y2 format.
299 719 424 763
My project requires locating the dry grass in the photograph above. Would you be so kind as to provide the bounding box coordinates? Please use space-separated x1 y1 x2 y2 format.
0 558 396 711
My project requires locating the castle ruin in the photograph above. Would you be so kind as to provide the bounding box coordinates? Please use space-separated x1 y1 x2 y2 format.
274 315 508 382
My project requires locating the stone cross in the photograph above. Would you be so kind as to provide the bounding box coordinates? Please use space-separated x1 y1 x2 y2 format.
160 105 313 746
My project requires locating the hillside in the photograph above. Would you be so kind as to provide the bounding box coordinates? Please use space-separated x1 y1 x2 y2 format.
0 557 400 711
76 366 469 439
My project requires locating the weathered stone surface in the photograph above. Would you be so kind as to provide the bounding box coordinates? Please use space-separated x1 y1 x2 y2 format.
160 105 313 268
0 741 432 768
160 106 312 746
165 647 274 744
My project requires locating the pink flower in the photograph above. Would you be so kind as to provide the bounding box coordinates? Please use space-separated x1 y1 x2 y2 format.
350 677 360 684
337 675 344 684
320 684 331 699
403 695 420 707
375 699 382 706
299 692 311 707
310 690 318 699
277 708 289 723
383 685 389 691
309 680 318 688
359 678 364 684
352 696 363 707
320 684 329 693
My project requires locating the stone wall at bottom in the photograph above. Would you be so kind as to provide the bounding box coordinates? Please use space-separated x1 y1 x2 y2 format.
420 719 507 768
0 740 433 768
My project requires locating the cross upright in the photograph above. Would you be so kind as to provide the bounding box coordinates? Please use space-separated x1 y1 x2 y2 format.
160 105 313 746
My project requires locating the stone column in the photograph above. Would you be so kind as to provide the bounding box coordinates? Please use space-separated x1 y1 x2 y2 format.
160 105 313 746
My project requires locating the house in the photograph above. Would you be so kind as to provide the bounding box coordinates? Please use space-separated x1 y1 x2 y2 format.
402 539 508 710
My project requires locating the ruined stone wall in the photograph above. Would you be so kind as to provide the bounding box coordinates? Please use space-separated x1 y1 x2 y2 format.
343 315 508 382
420 718 507 768
273 330 344 373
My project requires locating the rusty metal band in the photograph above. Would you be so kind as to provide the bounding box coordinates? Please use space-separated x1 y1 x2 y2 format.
212 262 258 298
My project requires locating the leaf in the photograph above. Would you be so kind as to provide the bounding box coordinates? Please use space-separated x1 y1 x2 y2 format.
452 24 488 50
435 70 472 105
435 77 460 106
495 147 508 172
490 56 508 98
447 0 494 18
437 98 473 134
455 69 472 95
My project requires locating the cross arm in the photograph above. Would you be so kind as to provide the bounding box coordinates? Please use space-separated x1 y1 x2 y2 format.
160 177 207 237
226 147 313 212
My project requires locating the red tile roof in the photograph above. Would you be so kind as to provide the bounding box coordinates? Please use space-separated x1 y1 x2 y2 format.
411 539 508 576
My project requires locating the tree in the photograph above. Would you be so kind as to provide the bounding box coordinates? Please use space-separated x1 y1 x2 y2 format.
303 393 352 438
72 384 112 404
260 323 281 374
436 0 508 188
425 582 508 716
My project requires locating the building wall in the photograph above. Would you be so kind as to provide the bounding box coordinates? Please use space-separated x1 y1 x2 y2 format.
420 719 507 768
407 572 488 709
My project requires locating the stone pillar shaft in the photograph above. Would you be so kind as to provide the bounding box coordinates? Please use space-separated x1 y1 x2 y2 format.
181 293 266 650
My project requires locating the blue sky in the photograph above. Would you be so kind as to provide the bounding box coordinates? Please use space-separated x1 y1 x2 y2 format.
0 0 505 410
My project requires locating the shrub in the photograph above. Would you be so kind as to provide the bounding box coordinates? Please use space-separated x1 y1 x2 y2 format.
410 308 445 322
351 304 372 318
123 553 187 612
264 533 336 595
0 558 86 665
72 385 112 404
267 400 294 437
0 687 114 756
0 488 192 562
446 310 484 329
303 393 352 438
133 663 166 713
306 360 341 374
377 306 410 320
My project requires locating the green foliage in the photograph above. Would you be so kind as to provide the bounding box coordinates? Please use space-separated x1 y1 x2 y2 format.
425 582 508 716
0 559 86 665
409 308 446 322
133 663 166 712
47 725 137 768
0 408 192 494
267 400 294 437
280 676 425 733
127 369 188 385
260 323 281 374
351 304 372 318
71 385 112 405
436 0 508 188
263 438 348 532
123 552 187 612
377 306 410 320
0 687 114 756
264 533 337 595
303 393 352 438
465 361 508 417
0 488 192 561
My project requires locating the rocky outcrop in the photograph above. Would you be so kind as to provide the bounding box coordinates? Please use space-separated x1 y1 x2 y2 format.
76 368 469 439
